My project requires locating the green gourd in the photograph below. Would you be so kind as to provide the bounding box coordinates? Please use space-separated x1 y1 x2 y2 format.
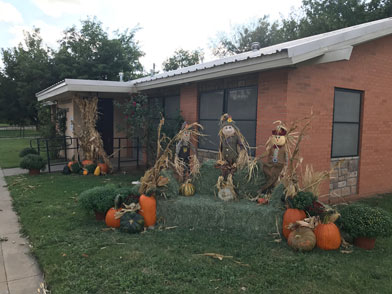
120 213 144 234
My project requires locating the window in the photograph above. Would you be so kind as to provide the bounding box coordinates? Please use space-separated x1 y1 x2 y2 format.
198 87 257 152
331 88 362 158
150 96 180 119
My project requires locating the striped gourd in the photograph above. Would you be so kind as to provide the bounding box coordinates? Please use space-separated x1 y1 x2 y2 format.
179 180 195 196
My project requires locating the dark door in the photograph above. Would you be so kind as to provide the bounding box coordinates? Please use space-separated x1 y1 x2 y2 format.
96 98 114 156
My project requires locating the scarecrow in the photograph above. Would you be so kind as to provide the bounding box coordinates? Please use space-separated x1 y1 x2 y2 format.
215 114 250 201
174 122 200 182
259 123 288 193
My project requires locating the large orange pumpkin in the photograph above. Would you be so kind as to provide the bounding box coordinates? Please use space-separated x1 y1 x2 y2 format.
139 195 156 227
82 160 93 166
105 207 121 228
98 163 109 174
282 208 306 239
314 223 341 250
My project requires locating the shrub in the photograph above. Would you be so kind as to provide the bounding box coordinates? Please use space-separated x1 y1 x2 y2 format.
287 191 317 210
19 154 46 171
78 185 134 214
19 147 38 158
338 204 392 238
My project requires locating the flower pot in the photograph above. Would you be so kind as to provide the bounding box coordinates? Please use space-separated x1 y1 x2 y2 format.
94 211 106 221
29 169 40 175
354 237 376 250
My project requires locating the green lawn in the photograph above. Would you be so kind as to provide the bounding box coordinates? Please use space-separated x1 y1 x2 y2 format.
5 173 392 294
0 138 32 168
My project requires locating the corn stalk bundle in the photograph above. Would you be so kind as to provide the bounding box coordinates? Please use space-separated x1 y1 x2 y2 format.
139 118 204 196
73 96 112 170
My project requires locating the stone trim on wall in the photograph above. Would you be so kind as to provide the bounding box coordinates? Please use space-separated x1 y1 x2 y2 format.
330 156 359 197
197 148 219 162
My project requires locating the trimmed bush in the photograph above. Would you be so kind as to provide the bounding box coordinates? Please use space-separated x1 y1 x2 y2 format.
338 204 392 238
78 184 134 214
19 147 38 158
19 154 46 171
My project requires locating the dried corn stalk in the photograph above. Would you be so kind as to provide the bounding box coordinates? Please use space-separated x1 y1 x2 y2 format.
139 118 204 196
73 96 112 170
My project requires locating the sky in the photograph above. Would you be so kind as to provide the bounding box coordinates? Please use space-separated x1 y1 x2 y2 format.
0 0 303 73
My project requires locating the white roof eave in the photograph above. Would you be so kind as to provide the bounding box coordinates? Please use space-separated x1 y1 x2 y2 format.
36 79 136 101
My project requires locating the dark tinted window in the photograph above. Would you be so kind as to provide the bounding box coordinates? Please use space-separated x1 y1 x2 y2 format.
331 89 362 157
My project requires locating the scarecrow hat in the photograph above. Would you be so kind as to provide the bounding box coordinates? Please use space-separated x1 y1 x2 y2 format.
180 121 189 130
272 124 287 136
219 113 236 129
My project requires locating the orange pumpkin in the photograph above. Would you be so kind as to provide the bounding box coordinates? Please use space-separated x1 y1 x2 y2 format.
282 208 306 239
314 223 341 250
98 163 109 174
82 169 88 176
139 195 156 227
105 208 121 228
82 160 93 166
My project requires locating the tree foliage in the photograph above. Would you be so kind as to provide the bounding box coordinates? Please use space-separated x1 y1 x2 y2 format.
54 17 144 81
0 18 144 126
162 49 204 71
212 0 392 56
0 29 55 125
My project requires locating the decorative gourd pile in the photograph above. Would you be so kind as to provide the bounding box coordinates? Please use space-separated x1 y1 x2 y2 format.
283 196 342 251
104 192 156 232
63 160 109 176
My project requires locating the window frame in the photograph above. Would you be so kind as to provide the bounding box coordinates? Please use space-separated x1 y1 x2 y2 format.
331 87 363 158
198 85 258 151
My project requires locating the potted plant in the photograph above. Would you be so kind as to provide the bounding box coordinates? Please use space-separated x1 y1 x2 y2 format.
19 154 47 175
78 185 133 220
19 147 38 158
283 191 316 239
339 204 392 250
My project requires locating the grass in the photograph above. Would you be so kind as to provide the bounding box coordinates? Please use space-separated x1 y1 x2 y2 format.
0 138 32 168
5 173 392 293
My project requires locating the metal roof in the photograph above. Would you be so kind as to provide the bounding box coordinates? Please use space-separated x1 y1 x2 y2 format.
37 17 392 100
130 17 392 90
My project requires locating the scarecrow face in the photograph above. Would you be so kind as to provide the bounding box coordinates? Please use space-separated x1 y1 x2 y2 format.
222 125 235 137
272 134 286 146
181 130 191 142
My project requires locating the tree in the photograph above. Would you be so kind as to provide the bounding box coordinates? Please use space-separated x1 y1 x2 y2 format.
211 0 392 56
0 28 55 125
54 17 144 81
162 49 204 71
212 16 284 57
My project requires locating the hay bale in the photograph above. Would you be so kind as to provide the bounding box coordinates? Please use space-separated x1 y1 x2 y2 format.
233 162 267 198
157 194 284 237
194 160 268 198
159 169 180 199
193 160 221 195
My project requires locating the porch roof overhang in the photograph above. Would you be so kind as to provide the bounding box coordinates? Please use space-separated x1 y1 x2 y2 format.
36 79 136 101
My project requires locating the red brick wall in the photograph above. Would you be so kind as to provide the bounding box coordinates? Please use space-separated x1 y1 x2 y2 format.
284 35 392 199
180 83 198 123
256 69 289 156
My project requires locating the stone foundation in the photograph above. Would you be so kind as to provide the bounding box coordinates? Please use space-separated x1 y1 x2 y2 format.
330 157 359 197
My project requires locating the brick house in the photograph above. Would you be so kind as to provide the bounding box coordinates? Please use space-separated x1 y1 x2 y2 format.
36 17 392 201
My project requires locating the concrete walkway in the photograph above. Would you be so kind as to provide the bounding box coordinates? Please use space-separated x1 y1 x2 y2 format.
0 169 44 294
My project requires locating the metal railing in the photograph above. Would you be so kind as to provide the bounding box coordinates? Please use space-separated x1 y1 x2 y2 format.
29 136 141 172
0 126 39 138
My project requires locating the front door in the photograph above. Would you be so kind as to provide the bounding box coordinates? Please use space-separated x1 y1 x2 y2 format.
96 98 114 156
